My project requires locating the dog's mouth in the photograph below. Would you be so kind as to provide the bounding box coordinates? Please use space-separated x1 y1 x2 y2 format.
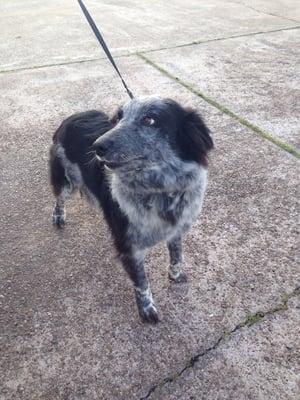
95 155 146 170
94 154 124 169
103 160 126 170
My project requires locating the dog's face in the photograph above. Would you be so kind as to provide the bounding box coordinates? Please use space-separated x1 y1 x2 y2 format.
93 97 213 171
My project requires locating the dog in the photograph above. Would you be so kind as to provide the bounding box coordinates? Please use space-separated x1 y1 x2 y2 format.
49 97 213 323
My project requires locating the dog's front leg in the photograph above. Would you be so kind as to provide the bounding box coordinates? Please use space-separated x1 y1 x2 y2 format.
121 250 159 323
167 236 187 283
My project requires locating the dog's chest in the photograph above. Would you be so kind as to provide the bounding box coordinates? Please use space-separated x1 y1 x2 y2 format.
110 175 206 248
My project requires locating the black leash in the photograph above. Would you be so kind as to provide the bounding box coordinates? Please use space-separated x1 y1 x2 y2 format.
77 0 134 99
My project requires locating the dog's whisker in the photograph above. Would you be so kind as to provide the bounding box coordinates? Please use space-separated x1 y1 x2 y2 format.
85 157 98 167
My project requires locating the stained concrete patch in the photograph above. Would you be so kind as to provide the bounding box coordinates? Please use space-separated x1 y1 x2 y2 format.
1 56 299 399
0 0 298 71
144 28 300 150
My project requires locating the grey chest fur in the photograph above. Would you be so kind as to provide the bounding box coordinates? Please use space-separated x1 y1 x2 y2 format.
110 169 207 249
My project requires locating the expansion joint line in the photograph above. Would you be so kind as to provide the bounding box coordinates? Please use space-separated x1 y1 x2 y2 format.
1 26 299 75
137 53 300 159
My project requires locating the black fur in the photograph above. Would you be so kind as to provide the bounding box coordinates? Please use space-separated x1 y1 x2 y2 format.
49 97 213 323
50 110 130 253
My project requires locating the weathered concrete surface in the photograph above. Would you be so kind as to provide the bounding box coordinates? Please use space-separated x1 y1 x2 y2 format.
1 1 300 400
1 57 299 399
0 0 299 71
145 28 300 150
238 0 300 22
153 295 300 400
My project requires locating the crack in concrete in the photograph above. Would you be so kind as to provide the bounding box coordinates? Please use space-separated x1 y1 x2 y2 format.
137 53 300 159
228 1 300 24
0 26 299 74
140 287 300 399
144 25 300 54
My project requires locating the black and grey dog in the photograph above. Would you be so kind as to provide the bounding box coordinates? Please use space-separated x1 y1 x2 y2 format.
49 97 213 323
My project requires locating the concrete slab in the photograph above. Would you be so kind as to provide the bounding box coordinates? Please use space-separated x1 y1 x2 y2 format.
152 295 300 400
145 28 300 150
1 56 299 399
239 0 300 22
0 0 299 71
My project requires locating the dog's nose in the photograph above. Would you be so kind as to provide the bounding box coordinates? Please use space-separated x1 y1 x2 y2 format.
93 139 113 158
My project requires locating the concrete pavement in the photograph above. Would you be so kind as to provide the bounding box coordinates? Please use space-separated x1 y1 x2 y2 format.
0 1 299 399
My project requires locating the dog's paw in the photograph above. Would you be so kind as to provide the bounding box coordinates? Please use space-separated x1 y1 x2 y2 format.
135 288 159 324
139 303 160 324
169 270 188 283
52 205 66 227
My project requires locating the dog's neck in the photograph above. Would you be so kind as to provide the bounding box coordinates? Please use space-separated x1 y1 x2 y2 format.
107 165 207 247
107 160 204 195
107 164 207 219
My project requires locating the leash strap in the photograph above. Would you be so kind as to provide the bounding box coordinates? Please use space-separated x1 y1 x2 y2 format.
77 0 134 99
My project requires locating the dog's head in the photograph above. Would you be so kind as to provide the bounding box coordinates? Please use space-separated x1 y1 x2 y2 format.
93 97 213 171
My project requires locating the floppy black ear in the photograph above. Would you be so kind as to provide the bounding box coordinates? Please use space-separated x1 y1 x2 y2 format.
179 108 214 166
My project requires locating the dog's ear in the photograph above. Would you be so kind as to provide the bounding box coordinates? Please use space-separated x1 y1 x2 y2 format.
179 108 214 166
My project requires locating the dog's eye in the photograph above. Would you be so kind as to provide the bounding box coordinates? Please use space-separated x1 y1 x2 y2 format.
142 116 156 127
112 109 123 124
113 116 121 125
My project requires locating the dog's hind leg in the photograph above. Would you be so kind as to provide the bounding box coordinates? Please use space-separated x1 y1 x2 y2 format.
121 250 159 323
52 182 75 227
50 149 75 227
167 236 187 283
